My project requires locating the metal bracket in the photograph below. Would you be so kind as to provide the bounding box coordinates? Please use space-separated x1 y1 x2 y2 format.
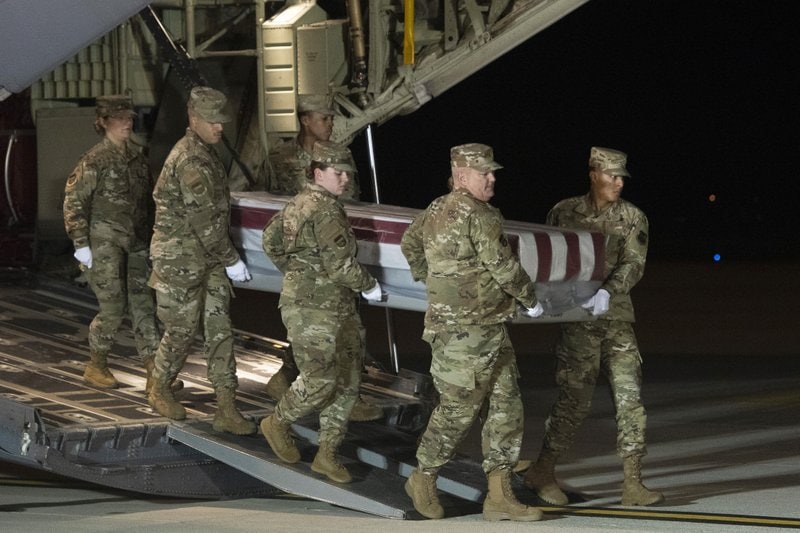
0 395 48 465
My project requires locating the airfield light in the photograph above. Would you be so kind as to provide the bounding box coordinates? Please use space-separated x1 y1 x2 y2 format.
713 253 721 262
708 194 716 202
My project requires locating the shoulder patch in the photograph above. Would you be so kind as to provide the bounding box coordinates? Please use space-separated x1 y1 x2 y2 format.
499 234 508 247
181 160 209 198
637 230 648 245
334 234 347 248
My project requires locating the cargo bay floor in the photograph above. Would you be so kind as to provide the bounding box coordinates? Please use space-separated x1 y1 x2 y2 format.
1 265 798 532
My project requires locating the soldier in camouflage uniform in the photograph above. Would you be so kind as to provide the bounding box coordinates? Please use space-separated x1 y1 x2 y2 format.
260 141 383 483
147 86 256 436
523 147 664 507
266 94 360 200
400 143 544 522
263 95 381 422
63 95 169 390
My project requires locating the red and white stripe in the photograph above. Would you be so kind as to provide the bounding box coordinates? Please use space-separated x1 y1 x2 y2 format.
230 192 604 285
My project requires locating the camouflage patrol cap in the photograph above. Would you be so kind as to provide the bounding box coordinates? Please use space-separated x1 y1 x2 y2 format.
589 146 630 177
96 95 135 118
450 143 503 172
297 94 335 116
311 140 354 172
188 86 232 123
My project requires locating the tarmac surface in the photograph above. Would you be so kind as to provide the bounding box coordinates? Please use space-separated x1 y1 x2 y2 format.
2 260 799 532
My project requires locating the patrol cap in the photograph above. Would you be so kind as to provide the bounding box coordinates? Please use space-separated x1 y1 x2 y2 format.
589 146 630 177
311 140 354 172
96 95 135 118
297 94 335 116
450 143 502 172
188 86 232 123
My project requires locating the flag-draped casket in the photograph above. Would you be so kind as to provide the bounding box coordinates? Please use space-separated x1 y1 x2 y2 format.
230 192 605 323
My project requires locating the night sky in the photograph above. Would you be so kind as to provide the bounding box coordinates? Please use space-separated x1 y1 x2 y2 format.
352 0 799 261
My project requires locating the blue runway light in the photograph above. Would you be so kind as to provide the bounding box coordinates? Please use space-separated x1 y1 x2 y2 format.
713 254 721 262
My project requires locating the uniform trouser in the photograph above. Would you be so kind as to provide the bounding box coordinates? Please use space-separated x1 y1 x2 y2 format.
276 306 363 447
416 323 523 474
542 320 647 458
151 267 238 391
86 240 159 361
279 307 367 376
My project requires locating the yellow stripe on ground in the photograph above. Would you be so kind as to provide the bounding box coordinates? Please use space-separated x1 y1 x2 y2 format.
543 506 800 528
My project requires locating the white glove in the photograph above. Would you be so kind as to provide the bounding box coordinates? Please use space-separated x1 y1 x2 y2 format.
361 282 383 302
521 302 544 318
73 246 92 269
583 288 610 316
225 259 251 282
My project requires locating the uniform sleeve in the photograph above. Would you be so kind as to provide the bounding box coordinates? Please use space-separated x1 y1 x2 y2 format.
267 145 305 196
63 160 98 249
178 157 240 267
604 210 648 295
545 206 559 226
400 211 428 282
471 209 537 307
315 209 375 292
262 210 288 273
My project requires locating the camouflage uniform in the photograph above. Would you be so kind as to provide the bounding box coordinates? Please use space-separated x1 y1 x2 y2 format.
263 96 369 418
267 138 361 201
266 94 360 201
262 174 376 447
63 114 159 365
541 164 650 459
400 148 538 475
148 126 241 391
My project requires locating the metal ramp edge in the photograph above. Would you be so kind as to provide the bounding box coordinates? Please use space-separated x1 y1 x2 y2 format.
167 420 415 519
289 424 487 503
0 397 278 499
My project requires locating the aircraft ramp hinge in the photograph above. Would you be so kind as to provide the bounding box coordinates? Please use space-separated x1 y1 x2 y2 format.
0 395 48 465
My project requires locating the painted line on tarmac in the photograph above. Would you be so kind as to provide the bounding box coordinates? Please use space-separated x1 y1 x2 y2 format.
543 506 800 529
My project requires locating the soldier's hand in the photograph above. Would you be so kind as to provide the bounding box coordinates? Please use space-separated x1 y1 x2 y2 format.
584 288 610 316
361 282 383 302
521 302 544 318
225 259 252 282
73 246 92 269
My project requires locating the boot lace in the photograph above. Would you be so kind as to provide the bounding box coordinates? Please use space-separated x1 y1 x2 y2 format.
422 472 438 501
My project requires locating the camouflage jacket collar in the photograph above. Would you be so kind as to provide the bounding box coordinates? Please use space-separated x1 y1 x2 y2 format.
100 136 135 161
184 128 217 155
574 193 620 218
306 181 338 201
451 187 486 204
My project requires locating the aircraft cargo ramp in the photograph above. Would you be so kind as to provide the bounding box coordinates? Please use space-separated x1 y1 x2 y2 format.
0 274 497 518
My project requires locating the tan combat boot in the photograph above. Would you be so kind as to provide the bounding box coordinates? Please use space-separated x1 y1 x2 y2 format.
621 455 664 506
349 396 384 422
483 468 543 521
404 468 444 519
311 441 352 483
513 459 533 473
143 357 184 394
148 381 186 420
83 351 119 388
263 364 298 401
213 389 257 435
260 413 300 463
523 448 568 505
